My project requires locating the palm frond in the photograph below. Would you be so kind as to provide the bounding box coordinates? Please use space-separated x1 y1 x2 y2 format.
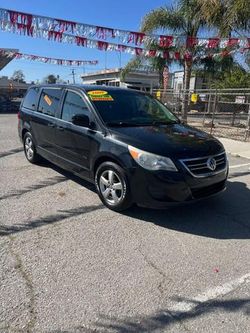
198 0 250 36
141 6 186 34
121 57 145 81
226 0 250 32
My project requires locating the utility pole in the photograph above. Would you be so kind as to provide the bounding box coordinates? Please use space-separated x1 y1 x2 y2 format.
245 102 250 141
119 51 122 69
71 69 76 84
104 51 107 70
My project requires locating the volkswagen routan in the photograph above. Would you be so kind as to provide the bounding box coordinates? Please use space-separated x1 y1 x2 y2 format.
18 85 228 211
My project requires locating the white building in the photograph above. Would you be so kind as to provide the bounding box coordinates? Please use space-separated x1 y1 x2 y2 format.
81 68 161 92
173 71 204 92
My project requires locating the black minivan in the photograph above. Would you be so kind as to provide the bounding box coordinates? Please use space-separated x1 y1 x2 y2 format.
18 85 228 211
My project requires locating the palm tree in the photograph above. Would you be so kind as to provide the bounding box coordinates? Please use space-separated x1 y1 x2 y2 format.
140 0 207 122
198 0 250 37
123 0 249 122
121 49 171 89
197 0 250 86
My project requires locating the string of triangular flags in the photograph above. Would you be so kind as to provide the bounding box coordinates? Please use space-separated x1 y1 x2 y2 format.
0 7 249 61
0 49 98 66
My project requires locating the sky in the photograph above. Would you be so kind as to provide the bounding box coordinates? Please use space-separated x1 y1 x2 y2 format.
0 0 174 83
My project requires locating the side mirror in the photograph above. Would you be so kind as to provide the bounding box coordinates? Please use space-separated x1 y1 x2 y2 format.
72 114 90 127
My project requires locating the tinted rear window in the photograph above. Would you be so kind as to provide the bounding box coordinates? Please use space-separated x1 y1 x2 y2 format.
22 87 40 110
38 88 62 117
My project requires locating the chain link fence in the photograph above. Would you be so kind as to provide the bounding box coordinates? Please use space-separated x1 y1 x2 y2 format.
1 85 249 142
153 88 250 142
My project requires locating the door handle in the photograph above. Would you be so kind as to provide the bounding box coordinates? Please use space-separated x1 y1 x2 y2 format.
48 123 55 128
57 126 64 131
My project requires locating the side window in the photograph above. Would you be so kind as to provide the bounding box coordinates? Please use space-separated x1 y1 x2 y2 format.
38 88 62 117
22 87 40 110
61 91 89 122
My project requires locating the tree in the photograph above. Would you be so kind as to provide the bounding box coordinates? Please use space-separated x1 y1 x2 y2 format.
198 0 250 79
121 55 171 88
124 0 249 122
44 74 57 84
212 66 250 89
130 0 207 122
198 0 250 37
11 70 25 83
193 55 236 88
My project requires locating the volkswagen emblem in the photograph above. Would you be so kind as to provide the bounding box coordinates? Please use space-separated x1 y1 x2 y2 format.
207 157 216 171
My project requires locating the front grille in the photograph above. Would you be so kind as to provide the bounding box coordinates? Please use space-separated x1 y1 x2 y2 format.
180 152 227 178
191 180 226 199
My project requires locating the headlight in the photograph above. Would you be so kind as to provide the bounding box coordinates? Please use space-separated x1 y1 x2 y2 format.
128 145 178 171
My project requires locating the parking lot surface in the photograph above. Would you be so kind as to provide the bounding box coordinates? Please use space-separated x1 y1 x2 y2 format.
0 114 250 333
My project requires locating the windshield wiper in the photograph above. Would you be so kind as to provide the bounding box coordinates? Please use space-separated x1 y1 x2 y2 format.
151 120 179 126
106 120 180 127
106 121 152 127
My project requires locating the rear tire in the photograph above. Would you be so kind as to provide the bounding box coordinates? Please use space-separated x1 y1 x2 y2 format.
95 162 133 211
23 132 40 164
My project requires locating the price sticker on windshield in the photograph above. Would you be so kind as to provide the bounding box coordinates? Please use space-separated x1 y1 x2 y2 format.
87 90 114 101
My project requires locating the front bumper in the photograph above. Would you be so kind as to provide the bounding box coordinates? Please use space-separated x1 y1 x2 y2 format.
129 165 228 209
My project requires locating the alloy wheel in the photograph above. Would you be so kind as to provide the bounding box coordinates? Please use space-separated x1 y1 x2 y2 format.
99 169 124 205
25 136 34 160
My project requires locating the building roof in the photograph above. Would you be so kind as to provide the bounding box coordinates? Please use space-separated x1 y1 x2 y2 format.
29 83 137 92
81 68 159 79
0 49 18 71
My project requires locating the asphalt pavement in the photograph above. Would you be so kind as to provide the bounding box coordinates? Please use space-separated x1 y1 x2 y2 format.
0 114 250 333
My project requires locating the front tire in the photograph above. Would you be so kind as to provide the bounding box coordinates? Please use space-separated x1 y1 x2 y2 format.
23 132 40 163
95 162 133 211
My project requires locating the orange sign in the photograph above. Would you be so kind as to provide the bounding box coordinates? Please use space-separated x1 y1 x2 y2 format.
44 95 52 106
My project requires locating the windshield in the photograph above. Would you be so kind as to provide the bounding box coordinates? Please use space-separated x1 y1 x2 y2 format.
86 89 179 126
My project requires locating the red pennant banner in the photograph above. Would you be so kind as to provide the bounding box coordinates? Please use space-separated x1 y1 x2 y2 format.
163 51 169 59
97 41 109 50
148 50 157 57
227 38 239 48
128 32 145 45
0 7 249 61
1 7 248 50
96 26 115 39
75 36 87 47
186 37 198 48
135 48 143 56
48 30 63 42
9 10 33 36
208 38 220 48
55 19 76 33
159 36 173 48
174 52 181 60
0 49 98 66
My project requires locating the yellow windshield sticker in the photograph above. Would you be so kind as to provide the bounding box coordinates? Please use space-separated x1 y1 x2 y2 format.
44 94 52 106
87 90 114 101
88 90 108 96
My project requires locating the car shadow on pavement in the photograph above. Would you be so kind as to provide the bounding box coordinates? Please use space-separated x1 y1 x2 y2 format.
123 180 250 240
36 159 97 193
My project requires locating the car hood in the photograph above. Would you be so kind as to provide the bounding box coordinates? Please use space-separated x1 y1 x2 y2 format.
109 123 225 159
